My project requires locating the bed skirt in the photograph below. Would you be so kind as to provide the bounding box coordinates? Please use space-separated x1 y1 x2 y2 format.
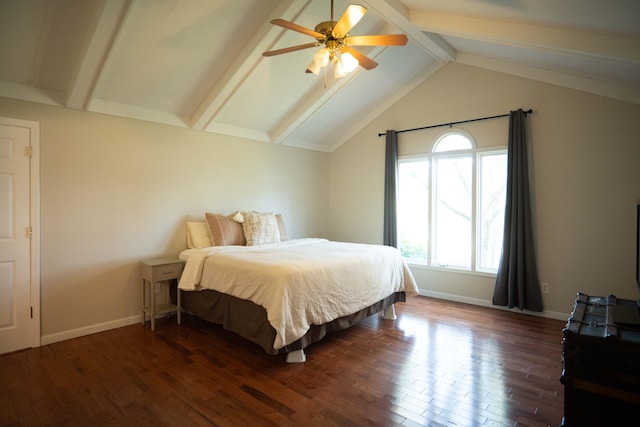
181 290 406 355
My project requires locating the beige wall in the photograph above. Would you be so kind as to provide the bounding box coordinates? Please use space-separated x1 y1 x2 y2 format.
2 60 639 342
0 97 329 341
329 63 640 318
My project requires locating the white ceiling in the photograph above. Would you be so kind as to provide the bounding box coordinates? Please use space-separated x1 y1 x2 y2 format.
1 0 639 152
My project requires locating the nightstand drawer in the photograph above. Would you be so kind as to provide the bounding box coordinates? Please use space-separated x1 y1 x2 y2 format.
141 258 184 283
151 262 182 281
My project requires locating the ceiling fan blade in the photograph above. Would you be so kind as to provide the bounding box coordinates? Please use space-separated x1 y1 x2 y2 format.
263 42 318 57
332 4 367 39
271 19 324 39
341 46 378 70
344 34 408 46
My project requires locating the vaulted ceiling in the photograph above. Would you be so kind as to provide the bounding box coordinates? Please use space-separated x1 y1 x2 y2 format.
1 0 638 152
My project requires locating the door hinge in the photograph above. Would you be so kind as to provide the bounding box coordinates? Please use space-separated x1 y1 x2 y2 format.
25 146 33 157
26 226 33 238
30 306 33 319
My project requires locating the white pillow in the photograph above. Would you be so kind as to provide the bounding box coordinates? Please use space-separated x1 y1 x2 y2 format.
236 211 281 246
186 221 213 248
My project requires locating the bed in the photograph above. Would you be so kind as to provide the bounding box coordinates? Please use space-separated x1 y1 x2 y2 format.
178 211 419 363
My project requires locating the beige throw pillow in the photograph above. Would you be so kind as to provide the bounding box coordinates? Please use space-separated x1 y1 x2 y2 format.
233 211 288 241
237 211 281 246
205 212 246 246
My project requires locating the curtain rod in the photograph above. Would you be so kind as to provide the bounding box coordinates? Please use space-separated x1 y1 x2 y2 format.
377 109 533 137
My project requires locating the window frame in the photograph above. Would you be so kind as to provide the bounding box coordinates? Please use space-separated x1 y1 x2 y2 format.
476 149 509 274
431 150 474 270
397 129 507 277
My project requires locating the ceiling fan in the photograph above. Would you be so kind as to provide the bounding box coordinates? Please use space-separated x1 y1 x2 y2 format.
262 0 408 78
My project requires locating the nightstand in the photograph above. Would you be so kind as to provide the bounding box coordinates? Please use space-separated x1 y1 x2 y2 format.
141 257 184 331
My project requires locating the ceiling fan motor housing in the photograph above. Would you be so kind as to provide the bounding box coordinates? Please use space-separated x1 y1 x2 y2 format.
315 20 343 61
314 21 338 39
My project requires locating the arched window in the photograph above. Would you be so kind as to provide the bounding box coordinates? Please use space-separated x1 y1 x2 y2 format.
433 132 473 152
397 129 507 273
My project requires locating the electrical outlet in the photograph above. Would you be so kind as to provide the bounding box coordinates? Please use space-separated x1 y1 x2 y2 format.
541 282 549 293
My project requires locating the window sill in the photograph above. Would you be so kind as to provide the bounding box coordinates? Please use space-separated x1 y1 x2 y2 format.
405 261 497 279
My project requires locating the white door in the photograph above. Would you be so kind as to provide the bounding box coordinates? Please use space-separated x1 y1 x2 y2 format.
0 118 39 354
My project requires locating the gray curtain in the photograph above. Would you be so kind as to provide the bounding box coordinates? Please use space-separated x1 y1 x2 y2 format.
493 109 543 311
383 130 398 247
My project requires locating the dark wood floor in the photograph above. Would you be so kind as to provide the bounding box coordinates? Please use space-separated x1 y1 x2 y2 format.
1 296 566 426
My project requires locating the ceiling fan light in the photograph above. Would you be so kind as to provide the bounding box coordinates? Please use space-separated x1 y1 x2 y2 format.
313 48 330 67
341 52 359 73
334 60 346 78
306 60 321 75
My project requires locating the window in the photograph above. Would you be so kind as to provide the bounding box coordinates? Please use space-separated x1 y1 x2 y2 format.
398 131 507 274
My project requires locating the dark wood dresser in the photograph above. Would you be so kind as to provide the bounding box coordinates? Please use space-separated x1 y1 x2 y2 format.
561 293 640 426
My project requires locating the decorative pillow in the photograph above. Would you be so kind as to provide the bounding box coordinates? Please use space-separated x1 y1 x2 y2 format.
275 213 288 241
233 211 288 241
205 212 246 246
232 211 245 223
236 211 281 246
186 221 213 248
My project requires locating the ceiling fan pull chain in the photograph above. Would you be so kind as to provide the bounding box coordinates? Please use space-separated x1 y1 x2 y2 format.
323 65 328 89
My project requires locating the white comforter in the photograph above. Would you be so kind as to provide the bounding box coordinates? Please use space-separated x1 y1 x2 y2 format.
178 238 418 350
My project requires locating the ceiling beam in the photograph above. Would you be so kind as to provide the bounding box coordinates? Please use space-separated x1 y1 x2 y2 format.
29 0 55 90
457 52 640 105
410 10 640 65
358 0 455 63
66 0 134 110
410 10 640 104
191 0 314 131
88 98 191 128
0 80 63 107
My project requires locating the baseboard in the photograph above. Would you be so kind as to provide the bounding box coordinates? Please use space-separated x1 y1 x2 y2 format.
418 289 570 321
40 314 142 346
